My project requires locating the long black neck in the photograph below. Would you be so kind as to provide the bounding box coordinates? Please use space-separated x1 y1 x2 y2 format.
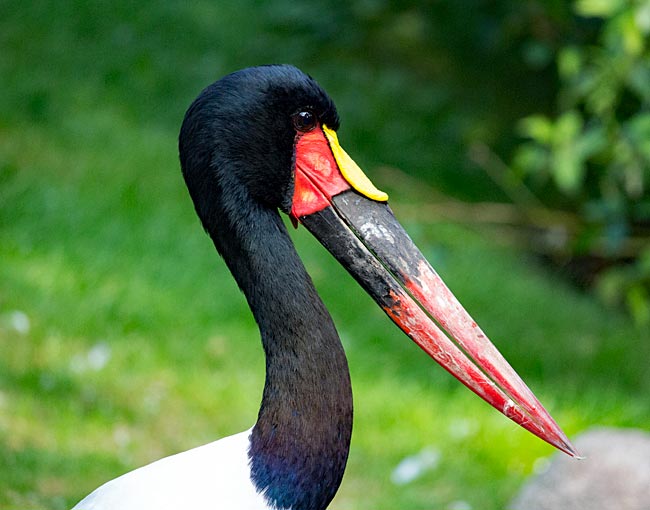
206 189 353 510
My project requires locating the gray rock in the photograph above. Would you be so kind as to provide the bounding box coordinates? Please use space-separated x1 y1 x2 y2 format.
510 427 650 510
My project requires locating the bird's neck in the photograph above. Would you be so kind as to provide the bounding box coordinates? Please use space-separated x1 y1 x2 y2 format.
210 200 353 510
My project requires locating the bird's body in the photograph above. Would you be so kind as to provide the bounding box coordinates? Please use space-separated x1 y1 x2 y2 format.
74 431 261 510
72 65 575 510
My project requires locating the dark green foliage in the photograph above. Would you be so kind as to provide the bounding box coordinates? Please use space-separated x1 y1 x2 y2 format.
509 1 650 324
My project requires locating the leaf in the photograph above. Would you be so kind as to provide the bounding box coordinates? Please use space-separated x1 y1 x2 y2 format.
625 113 650 139
558 46 583 79
517 115 553 143
512 144 549 176
620 10 644 55
624 113 650 161
548 111 586 194
575 0 624 19
636 2 650 34
575 124 607 159
552 144 585 194
553 110 582 145
627 64 650 102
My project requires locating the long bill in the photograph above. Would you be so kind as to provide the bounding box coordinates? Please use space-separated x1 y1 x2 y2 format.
289 124 578 457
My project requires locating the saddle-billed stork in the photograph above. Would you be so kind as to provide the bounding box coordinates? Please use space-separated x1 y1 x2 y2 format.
73 65 576 510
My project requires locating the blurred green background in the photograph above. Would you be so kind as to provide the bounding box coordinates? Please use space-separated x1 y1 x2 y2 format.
1 1 649 509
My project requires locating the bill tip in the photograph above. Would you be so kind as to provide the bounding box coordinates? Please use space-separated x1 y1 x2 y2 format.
558 439 581 459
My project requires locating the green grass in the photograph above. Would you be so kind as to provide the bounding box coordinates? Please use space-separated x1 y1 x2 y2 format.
2 2 650 509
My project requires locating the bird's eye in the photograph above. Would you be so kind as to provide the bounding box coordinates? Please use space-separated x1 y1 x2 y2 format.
292 110 317 132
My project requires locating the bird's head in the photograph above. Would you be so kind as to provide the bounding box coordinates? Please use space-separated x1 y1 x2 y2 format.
179 65 346 221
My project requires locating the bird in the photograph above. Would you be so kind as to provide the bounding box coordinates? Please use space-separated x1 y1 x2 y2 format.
72 65 577 510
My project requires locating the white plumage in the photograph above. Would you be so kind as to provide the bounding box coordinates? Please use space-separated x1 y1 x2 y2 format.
73 429 274 510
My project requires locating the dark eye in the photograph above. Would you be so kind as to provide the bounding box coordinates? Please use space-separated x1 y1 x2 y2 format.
292 110 317 132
